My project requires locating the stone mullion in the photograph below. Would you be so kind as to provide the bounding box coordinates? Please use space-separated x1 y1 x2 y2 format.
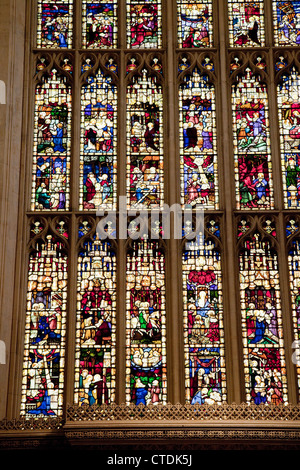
264 0 274 48
165 0 183 405
115 0 127 404
63 212 77 410
4 0 39 419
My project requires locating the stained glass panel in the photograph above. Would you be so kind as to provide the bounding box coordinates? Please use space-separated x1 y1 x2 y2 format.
31 67 72 211
287 224 300 397
182 234 226 404
277 66 300 209
82 1 118 49
21 231 68 416
239 232 288 404
231 65 274 210
179 64 218 209
127 67 164 209
126 240 167 405
228 0 265 47
80 64 117 211
273 1 300 46
177 1 213 48
127 1 162 49
74 234 117 405
286 217 299 238
37 0 73 49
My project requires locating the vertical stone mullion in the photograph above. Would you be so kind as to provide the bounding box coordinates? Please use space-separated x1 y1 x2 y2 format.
63 212 77 410
165 0 183 405
115 0 128 404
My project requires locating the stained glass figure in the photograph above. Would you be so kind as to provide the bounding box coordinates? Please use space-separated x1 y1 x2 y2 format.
21 232 68 417
182 234 226 404
37 1 73 49
237 218 251 238
80 66 117 211
30 220 45 238
277 66 300 209
228 0 265 47
127 67 164 209
36 56 48 72
126 240 167 405
230 56 242 74
74 234 117 405
177 1 213 48
254 55 267 71
286 217 299 237
273 1 300 46
206 218 220 238
127 57 139 74
262 217 276 238
82 1 118 49
231 66 274 210
178 56 191 73
79 219 93 238
127 1 162 49
275 55 288 71
82 57 95 73
31 67 72 211
239 232 288 404
179 66 218 209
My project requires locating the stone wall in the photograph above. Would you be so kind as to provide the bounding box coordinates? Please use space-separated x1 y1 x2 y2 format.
0 0 26 419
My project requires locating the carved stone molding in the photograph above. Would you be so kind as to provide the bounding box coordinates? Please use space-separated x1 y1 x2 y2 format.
66 402 300 422
62 403 300 448
0 416 63 431
2 403 300 431
2 403 300 450
64 428 300 444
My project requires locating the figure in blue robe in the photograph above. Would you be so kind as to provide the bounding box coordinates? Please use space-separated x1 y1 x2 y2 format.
58 32 67 48
52 123 65 153
135 386 148 405
27 389 55 416
250 319 266 344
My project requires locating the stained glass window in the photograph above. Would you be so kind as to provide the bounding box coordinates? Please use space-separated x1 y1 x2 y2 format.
37 0 73 49
127 64 164 209
127 1 162 49
21 226 68 417
31 64 72 211
82 1 118 49
231 63 274 210
19 0 300 424
126 239 167 405
273 1 300 46
74 232 117 406
277 65 300 209
182 231 226 405
177 1 213 48
179 60 218 209
239 230 288 404
228 0 265 47
80 61 118 211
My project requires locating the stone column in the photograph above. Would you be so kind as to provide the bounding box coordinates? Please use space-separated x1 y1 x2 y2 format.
0 0 27 419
